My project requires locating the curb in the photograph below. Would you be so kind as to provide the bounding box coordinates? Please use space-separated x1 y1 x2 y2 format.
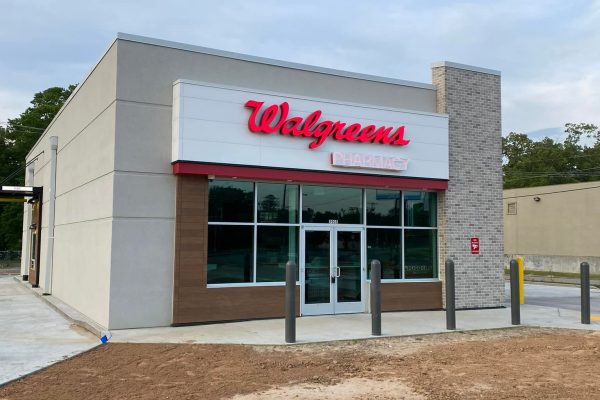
524 276 600 288
505 275 600 288
12 276 104 337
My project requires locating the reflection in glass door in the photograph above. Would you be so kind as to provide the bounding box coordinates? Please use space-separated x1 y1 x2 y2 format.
304 229 333 314
301 227 364 315
335 230 362 313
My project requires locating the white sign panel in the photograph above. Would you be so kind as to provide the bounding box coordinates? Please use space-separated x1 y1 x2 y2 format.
172 80 449 179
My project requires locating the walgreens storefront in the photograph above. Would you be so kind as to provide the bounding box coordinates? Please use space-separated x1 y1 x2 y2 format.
23 34 502 330
171 80 448 323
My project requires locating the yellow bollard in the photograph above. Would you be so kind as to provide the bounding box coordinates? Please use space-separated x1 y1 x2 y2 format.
517 256 525 304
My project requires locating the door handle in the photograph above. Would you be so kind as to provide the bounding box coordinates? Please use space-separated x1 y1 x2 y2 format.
336 267 341 278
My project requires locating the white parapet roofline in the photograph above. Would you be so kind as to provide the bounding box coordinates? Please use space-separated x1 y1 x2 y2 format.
431 61 501 76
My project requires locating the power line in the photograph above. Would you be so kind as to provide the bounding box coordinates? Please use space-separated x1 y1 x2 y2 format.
0 154 42 185
506 153 600 164
506 170 600 178
508 169 600 175
0 162 26 185
1 128 47 136
504 173 600 183
0 122 45 131
504 183 600 199
505 168 598 176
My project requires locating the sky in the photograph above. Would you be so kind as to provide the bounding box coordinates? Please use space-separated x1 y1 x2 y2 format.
1 0 599 141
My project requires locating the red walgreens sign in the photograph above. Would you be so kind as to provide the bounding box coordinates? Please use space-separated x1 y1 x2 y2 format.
470 238 480 255
245 100 410 150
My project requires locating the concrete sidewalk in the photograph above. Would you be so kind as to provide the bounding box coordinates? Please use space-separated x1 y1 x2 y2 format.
0 276 98 385
110 303 600 345
4 274 599 383
110 281 600 345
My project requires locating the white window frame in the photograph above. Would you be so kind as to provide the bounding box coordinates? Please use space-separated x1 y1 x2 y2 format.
207 180 440 288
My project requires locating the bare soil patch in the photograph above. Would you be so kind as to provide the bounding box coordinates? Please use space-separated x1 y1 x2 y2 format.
1 327 600 400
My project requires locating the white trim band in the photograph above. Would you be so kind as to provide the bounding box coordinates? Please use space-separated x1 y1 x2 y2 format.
431 61 501 76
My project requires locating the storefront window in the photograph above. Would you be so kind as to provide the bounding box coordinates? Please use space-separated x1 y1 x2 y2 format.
404 191 437 227
367 229 402 279
207 225 253 284
208 180 254 222
256 226 299 282
257 183 299 223
404 229 437 279
366 189 401 226
206 179 438 285
302 185 363 224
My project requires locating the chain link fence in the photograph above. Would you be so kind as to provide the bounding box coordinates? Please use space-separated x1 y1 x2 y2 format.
0 250 21 269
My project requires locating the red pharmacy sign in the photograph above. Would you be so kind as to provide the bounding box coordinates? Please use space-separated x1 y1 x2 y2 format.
245 100 410 150
470 238 480 255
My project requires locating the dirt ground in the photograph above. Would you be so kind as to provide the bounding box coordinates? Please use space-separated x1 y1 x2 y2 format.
1 327 600 400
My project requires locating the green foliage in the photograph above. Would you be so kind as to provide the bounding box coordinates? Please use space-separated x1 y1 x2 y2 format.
0 85 76 250
503 123 600 189
0 203 25 251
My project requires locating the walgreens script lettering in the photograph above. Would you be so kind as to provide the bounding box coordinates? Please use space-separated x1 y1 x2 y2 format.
245 100 410 150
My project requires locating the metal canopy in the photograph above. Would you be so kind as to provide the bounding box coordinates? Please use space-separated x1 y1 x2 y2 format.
0 186 42 200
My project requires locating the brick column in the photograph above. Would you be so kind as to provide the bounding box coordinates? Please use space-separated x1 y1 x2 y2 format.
432 62 504 308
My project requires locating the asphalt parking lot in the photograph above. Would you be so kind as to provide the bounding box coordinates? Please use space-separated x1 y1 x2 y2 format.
505 282 600 313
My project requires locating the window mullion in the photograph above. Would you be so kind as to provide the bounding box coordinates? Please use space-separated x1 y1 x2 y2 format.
402 190 405 280
253 183 257 283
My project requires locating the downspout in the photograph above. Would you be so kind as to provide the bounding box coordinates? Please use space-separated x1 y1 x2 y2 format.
22 162 35 280
43 136 58 294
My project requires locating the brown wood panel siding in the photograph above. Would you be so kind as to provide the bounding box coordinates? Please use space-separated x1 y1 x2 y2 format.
172 175 299 324
381 282 443 311
28 200 42 287
173 175 440 323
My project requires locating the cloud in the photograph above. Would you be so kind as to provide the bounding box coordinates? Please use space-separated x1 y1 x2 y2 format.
504 69 600 134
0 88 33 124
524 127 564 141
0 0 599 136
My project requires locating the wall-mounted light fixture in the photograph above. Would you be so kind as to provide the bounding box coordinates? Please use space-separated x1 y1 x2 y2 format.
533 196 541 202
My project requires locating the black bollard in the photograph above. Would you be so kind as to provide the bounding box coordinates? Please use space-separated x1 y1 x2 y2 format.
371 259 382 336
285 261 296 343
445 259 456 330
581 262 590 325
510 259 520 325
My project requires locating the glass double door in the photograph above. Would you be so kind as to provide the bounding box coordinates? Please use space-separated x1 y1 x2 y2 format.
301 227 364 315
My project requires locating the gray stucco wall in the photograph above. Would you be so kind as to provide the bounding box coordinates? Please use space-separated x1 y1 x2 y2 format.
24 33 504 329
106 37 440 329
432 64 504 309
21 42 119 328
114 38 438 112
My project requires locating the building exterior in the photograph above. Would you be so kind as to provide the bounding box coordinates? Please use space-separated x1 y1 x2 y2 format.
504 181 600 273
20 33 503 330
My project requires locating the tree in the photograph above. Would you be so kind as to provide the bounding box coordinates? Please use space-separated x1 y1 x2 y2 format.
503 123 600 189
0 85 76 251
